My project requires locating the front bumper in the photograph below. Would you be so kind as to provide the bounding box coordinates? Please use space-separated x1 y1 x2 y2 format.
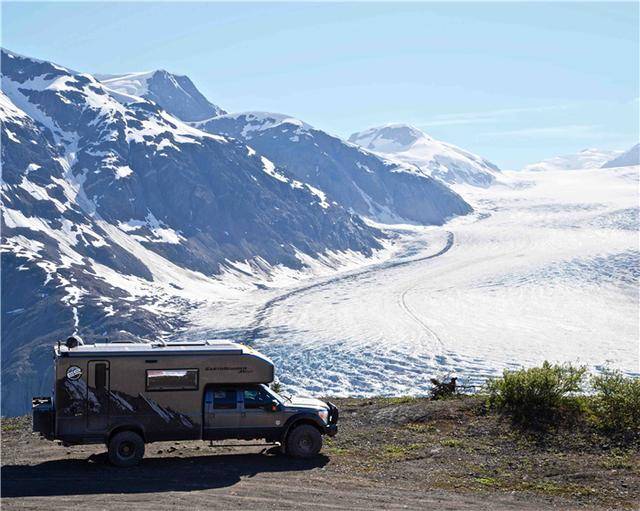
325 401 339 436
32 396 54 440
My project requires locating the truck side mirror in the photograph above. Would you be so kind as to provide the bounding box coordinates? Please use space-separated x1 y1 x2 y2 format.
268 400 280 412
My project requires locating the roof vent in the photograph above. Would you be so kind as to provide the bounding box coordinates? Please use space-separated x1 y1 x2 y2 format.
65 335 84 349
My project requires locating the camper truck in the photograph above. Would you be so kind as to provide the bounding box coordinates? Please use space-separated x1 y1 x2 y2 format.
32 337 338 467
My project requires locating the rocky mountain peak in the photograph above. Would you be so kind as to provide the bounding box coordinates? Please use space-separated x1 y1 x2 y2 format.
348 124 500 188
99 69 226 122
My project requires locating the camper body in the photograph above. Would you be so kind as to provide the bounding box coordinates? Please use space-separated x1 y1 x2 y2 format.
32 339 338 466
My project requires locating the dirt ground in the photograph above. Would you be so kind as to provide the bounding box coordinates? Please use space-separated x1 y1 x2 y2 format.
2 397 638 510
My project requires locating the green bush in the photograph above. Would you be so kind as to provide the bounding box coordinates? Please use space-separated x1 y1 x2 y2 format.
270 381 282 394
485 362 640 440
486 362 586 428
590 370 640 439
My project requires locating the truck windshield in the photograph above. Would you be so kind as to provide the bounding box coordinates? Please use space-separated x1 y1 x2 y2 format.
262 384 289 402
243 387 273 409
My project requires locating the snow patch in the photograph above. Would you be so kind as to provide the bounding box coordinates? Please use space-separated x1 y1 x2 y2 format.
4 129 20 143
114 165 133 179
117 212 184 244
305 184 330 209
260 156 288 183
100 71 154 98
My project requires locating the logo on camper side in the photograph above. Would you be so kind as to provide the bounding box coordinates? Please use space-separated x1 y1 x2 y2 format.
66 366 83 381
205 366 252 373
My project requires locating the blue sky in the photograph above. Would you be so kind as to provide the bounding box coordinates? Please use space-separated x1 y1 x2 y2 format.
2 2 638 169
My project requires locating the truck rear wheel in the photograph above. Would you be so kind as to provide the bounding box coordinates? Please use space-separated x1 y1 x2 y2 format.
108 431 145 467
286 424 322 458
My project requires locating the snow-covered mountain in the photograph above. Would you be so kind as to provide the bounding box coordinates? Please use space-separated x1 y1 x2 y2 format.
1 50 476 416
195 112 472 225
348 124 501 187
98 70 226 121
523 148 623 172
601 143 640 168
0 49 384 415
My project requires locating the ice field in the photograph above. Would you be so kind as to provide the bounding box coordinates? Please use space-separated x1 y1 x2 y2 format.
188 166 639 396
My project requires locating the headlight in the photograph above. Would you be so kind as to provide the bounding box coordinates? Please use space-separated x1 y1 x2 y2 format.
318 409 329 423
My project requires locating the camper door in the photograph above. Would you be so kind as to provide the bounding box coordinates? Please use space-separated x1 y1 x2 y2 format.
87 360 110 430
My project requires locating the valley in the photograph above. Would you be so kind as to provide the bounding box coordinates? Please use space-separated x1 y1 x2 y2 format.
1 47 638 416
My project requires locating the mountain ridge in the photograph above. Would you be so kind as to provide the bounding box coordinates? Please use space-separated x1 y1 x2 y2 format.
601 143 640 168
195 112 472 226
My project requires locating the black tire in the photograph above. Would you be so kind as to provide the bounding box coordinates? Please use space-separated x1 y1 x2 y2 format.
286 424 323 458
108 431 145 467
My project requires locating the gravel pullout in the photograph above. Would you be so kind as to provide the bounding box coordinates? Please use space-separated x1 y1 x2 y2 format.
2 397 638 510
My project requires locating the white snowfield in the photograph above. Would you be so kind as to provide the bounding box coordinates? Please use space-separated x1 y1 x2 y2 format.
192 111 314 139
522 148 623 172
188 165 639 396
98 71 156 98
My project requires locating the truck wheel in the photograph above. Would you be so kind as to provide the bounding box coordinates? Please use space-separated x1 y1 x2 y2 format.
286 424 322 458
108 431 145 467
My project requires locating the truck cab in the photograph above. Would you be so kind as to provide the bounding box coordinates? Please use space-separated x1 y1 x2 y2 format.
32 337 338 466
204 384 338 454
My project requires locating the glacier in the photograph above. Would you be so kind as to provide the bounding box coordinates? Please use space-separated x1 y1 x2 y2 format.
185 165 639 396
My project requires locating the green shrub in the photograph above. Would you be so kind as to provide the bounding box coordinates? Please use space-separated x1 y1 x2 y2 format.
590 370 640 439
270 381 282 394
486 362 586 428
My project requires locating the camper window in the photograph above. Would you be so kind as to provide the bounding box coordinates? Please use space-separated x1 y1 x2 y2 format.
95 363 107 390
146 369 198 391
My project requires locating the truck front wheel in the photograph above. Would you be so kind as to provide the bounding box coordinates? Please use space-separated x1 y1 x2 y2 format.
108 431 145 467
286 424 322 458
